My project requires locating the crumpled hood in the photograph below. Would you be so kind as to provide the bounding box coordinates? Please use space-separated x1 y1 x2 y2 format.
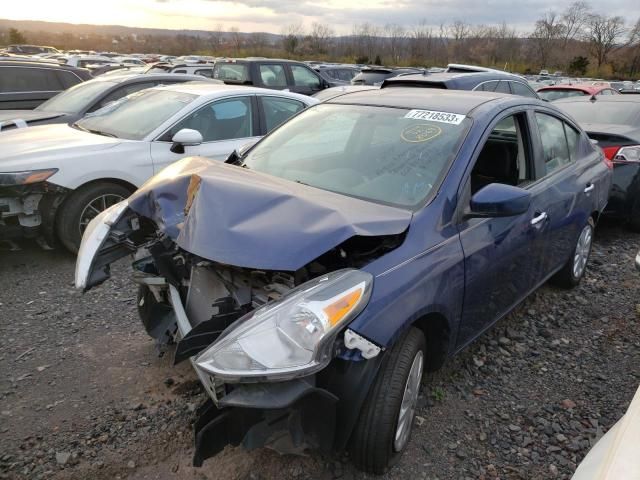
0 124 121 171
0 110 66 128
127 157 412 271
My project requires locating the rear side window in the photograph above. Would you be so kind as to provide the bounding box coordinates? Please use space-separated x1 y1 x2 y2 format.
92 82 157 111
0 67 63 92
195 69 214 78
213 63 249 83
260 96 305 132
173 69 187 74
536 113 574 175
511 81 538 98
474 81 498 92
56 70 82 89
290 65 321 88
259 64 287 88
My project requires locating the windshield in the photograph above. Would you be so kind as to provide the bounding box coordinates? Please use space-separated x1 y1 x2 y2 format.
76 89 197 140
242 104 470 209
36 80 116 113
559 101 640 126
538 89 587 101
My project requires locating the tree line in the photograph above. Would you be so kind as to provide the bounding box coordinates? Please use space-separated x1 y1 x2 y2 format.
2 2 640 78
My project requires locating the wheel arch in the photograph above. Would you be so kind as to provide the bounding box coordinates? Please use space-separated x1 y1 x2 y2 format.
411 311 452 372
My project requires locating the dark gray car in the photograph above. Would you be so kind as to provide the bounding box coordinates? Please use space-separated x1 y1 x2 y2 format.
0 73 215 130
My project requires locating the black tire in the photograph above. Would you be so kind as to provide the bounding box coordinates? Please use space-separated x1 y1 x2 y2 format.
350 327 426 474
551 217 595 288
56 181 131 253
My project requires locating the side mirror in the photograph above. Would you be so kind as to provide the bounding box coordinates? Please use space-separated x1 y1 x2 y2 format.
468 183 531 218
635 250 640 272
170 128 203 154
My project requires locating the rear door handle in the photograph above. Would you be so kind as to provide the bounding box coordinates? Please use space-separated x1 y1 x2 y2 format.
531 212 548 225
584 184 595 193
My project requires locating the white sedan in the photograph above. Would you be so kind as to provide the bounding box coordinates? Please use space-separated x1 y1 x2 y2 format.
0 83 317 251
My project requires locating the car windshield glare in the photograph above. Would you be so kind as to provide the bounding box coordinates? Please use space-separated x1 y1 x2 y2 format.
36 80 116 114
242 104 471 209
76 89 197 140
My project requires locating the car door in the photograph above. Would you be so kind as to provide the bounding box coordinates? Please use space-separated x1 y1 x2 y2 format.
528 110 597 275
287 64 325 95
456 110 549 347
149 95 260 172
255 63 289 90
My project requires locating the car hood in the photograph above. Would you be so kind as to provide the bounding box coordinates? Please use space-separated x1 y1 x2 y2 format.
0 124 123 171
127 156 412 271
0 109 67 128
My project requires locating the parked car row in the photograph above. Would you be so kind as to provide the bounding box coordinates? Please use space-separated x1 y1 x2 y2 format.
72 87 612 474
3 50 639 475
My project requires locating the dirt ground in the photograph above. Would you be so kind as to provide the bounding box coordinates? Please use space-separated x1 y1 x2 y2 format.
1 220 638 480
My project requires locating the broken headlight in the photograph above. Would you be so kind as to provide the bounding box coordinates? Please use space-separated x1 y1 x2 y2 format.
0 168 58 186
195 269 373 382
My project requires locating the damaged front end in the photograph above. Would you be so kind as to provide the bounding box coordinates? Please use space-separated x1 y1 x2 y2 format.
75 157 409 464
0 169 68 247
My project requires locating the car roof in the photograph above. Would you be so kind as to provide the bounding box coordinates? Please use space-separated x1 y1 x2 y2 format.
151 82 315 102
216 58 307 64
102 72 212 84
0 59 88 72
325 87 526 115
382 71 526 89
554 95 640 104
537 84 610 93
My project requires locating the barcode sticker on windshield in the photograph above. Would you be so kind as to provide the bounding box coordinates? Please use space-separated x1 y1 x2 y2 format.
404 109 466 125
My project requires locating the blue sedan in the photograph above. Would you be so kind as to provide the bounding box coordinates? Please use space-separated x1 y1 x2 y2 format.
75 88 612 474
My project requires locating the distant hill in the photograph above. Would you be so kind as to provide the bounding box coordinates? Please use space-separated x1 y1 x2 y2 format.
0 18 282 42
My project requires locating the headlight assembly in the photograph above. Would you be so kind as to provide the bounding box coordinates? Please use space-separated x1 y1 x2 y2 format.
195 269 373 382
0 169 58 186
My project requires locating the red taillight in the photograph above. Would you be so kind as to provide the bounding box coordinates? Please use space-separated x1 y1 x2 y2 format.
601 146 619 169
602 146 620 160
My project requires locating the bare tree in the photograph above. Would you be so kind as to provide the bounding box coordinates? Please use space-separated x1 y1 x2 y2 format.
586 14 626 69
384 24 406 64
627 17 640 76
228 26 243 53
561 1 591 47
531 12 564 68
307 22 333 55
282 23 304 55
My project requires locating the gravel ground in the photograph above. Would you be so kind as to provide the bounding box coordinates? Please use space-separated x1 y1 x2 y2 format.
0 221 638 480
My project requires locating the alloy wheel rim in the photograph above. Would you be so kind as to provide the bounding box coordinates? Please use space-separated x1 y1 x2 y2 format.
572 225 592 279
394 350 424 452
78 194 125 236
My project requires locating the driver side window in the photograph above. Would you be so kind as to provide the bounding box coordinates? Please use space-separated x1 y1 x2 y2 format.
470 114 533 195
161 97 254 143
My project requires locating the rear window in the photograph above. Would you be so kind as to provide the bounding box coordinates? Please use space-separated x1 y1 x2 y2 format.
0 66 63 92
213 63 250 83
558 101 640 126
538 89 587 101
352 72 391 85
36 79 116 113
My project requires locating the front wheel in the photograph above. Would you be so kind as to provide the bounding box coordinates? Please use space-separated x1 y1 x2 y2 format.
350 327 425 474
56 181 130 253
552 217 594 288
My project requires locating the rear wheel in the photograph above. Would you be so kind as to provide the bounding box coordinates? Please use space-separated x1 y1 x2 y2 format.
56 181 130 253
350 327 425 474
552 217 594 288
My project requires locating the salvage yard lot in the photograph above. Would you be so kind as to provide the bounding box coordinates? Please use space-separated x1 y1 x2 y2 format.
1 221 639 480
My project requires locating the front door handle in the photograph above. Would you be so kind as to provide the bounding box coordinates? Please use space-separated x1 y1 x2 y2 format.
531 212 548 226
584 184 595 193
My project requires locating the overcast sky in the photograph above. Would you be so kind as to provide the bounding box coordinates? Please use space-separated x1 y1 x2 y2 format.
3 0 640 35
